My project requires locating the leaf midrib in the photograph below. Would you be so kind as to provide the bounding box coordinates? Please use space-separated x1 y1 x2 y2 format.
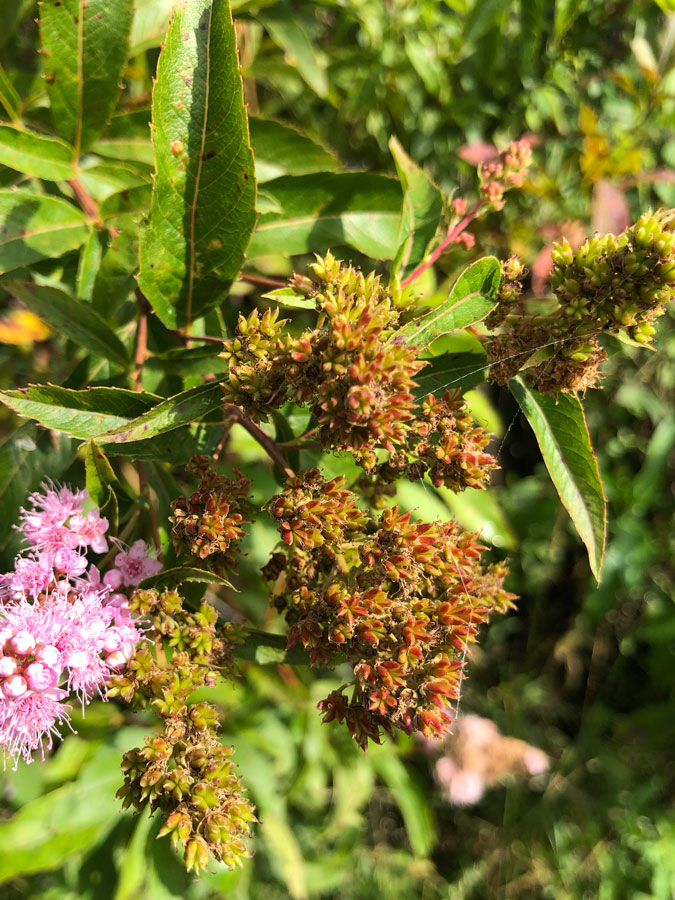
186 4 213 328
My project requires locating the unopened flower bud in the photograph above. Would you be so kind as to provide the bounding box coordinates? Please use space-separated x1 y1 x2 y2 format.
0 656 18 678
3 674 28 699
9 630 36 656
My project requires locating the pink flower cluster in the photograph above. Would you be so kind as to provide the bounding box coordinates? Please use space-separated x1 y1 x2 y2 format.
0 483 159 767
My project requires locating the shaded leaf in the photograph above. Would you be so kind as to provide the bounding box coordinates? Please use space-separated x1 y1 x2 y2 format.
259 8 328 99
250 116 339 182
397 257 501 349
0 423 76 555
0 62 20 121
0 190 89 274
247 172 403 260
0 125 75 181
39 0 134 156
140 566 234 590
76 229 103 301
85 441 122 533
0 746 123 883
390 136 443 276
510 377 606 581
413 350 489 397
91 138 155 167
137 0 256 328
371 749 436 857
4 279 128 368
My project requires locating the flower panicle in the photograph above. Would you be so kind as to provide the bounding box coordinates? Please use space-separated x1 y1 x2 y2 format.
111 588 253 874
265 471 516 750
487 208 675 393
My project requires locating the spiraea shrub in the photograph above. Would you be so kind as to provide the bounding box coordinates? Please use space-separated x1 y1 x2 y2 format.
0 0 672 883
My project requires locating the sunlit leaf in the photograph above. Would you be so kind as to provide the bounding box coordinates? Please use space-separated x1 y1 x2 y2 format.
510 377 606 581
137 0 256 329
39 0 134 157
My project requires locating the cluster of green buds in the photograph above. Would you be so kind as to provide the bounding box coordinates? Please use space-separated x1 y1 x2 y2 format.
264 471 515 749
357 389 497 507
109 589 253 873
486 209 675 393
478 139 533 212
170 456 253 577
220 307 289 421
485 256 527 329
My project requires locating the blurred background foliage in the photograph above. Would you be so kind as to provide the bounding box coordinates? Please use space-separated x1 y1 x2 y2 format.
0 0 674 897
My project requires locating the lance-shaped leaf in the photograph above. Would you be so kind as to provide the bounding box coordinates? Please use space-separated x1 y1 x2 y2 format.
39 0 134 157
0 386 196 461
4 279 128 368
397 257 501 349
85 441 122 533
413 350 489 398
0 385 161 440
250 116 339 182
0 126 75 181
137 0 256 329
0 190 89 274
510 377 607 582
99 382 224 444
247 172 403 260
389 136 443 277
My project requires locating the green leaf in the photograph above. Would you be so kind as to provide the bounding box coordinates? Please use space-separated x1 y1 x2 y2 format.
371 749 436 858
4 279 128 368
91 138 156 167
140 566 234 590
250 116 339 183
0 190 89 274
261 287 316 309
389 136 443 277
0 746 123 884
85 441 122 533
76 229 103 301
396 257 501 349
39 0 134 157
99 382 224 444
413 350 489 397
510 377 607 581
0 423 76 554
0 62 21 122
0 125 75 181
247 173 403 260
259 8 328 99
129 0 177 53
0 385 161 439
137 0 256 329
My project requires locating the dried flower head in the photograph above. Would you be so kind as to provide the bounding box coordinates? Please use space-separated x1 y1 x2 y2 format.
170 456 253 576
266 471 515 749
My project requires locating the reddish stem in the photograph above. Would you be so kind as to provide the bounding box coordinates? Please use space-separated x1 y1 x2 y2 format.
401 206 480 288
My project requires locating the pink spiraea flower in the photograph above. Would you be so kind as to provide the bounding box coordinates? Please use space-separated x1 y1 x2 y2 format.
18 483 109 574
0 589 143 767
112 539 162 587
69 509 109 554
19 484 87 549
